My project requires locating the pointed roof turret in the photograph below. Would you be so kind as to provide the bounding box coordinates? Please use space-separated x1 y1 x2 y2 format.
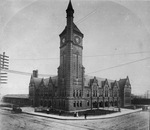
29 75 34 85
66 0 74 12
66 0 74 17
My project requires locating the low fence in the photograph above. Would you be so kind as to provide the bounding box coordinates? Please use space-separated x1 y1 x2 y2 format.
131 98 150 105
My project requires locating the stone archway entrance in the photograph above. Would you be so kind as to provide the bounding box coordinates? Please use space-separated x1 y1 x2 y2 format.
99 101 103 107
93 101 98 108
105 101 109 107
114 101 118 106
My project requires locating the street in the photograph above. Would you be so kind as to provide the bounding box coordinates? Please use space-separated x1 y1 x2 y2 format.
0 109 149 130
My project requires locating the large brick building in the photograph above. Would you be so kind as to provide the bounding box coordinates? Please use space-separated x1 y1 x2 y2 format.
29 1 131 112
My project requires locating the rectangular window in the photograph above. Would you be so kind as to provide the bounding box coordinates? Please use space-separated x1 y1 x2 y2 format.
80 101 82 107
74 101 76 107
87 90 89 97
73 54 77 77
87 101 89 106
63 55 66 76
77 101 79 107
79 90 82 97
76 90 78 97
76 55 78 78
73 90 75 97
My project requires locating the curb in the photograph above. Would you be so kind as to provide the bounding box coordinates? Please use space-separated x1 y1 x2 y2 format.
0 107 142 120
21 109 142 120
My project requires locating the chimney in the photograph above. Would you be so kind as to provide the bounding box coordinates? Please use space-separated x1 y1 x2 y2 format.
33 70 38 78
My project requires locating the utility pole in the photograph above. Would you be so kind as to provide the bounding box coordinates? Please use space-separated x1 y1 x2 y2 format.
0 52 9 85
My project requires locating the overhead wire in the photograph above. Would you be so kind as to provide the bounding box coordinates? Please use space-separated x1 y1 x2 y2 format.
1 56 150 77
2 4 150 77
86 56 150 75
1 69 54 77
9 51 150 61
75 8 98 25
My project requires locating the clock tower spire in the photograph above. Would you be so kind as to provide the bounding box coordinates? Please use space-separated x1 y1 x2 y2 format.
58 1 85 111
66 0 74 41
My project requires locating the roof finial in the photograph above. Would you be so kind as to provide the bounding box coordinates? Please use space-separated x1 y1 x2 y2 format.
66 0 74 14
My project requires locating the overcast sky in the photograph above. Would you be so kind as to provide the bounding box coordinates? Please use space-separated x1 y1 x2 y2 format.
0 0 150 96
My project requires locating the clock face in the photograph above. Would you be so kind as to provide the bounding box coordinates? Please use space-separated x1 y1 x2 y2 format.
61 37 66 44
74 36 80 44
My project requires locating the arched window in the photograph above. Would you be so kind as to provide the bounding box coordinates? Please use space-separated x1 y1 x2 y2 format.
95 90 97 97
113 86 118 97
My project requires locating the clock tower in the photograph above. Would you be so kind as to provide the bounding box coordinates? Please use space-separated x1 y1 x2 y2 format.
58 0 85 111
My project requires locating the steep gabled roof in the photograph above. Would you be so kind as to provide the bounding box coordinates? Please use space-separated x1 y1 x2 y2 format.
43 78 50 86
84 75 115 88
125 76 131 86
59 26 67 37
59 23 83 37
3 94 29 99
29 75 58 88
51 76 58 87
73 23 84 37
111 80 119 89
29 75 34 84
119 78 126 89
33 78 42 88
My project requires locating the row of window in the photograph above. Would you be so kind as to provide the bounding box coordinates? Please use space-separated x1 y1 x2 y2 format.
35 91 118 98
73 101 82 107
73 100 90 107
35 93 52 97
73 90 82 97
40 100 66 107
86 90 118 97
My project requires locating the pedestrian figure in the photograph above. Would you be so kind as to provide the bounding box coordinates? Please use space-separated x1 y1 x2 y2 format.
47 108 49 114
118 108 121 112
76 112 78 117
74 112 76 117
84 113 87 119
59 110 62 116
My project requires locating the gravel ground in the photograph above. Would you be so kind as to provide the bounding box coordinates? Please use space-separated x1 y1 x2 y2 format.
0 109 149 130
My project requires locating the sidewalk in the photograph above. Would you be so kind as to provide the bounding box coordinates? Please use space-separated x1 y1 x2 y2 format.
0 106 142 120
21 107 142 120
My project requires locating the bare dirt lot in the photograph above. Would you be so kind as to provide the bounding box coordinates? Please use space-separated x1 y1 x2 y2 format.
0 109 149 130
